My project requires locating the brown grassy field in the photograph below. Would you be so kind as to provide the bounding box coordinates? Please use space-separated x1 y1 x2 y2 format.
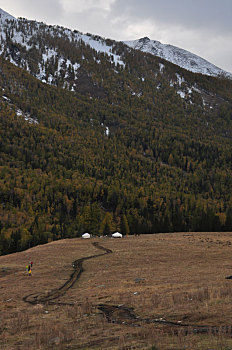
1 232 232 349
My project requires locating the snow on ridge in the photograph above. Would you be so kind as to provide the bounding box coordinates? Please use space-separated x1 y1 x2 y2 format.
8 16 125 68
0 8 16 22
0 7 230 80
2 5 231 93
124 37 232 79
0 10 125 86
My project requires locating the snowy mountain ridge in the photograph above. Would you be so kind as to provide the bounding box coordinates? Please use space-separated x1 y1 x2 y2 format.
0 8 15 22
0 8 126 94
124 37 232 79
0 6 231 98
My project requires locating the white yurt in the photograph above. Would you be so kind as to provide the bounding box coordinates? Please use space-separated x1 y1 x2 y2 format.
82 232 91 239
112 232 122 238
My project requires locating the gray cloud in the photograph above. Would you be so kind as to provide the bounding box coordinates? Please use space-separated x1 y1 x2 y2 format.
61 7 114 36
0 0 64 23
111 0 232 35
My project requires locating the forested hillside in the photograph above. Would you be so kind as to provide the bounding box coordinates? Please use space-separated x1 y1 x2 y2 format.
1 12 232 255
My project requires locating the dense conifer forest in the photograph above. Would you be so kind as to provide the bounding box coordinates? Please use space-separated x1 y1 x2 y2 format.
1 16 232 255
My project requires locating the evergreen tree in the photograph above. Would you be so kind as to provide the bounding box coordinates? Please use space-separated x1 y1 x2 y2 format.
120 214 130 235
100 212 113 236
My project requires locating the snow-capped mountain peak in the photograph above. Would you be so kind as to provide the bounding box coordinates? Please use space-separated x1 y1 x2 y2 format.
124 37 232 79
0 5 231 99
0 8 16 22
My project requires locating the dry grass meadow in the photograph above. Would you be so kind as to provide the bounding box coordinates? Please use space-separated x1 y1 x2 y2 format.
1 232 232 349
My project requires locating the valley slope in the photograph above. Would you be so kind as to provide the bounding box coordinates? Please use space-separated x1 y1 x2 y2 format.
0 9 232 254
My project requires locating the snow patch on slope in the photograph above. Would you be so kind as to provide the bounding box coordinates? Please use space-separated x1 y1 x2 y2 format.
2 94 38 124
16 109 39 124
80 34 125 67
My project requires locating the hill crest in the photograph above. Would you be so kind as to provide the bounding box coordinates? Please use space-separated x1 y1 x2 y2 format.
124 37 232 79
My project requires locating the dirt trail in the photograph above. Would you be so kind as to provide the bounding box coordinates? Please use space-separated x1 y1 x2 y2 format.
23 242 112 304
98 303 232 335
23 241 232 336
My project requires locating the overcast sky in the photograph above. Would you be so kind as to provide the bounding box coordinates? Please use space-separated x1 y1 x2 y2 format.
1 0 232 73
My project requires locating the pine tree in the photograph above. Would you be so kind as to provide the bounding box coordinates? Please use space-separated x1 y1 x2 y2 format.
120 214 130 235
99 212 113 236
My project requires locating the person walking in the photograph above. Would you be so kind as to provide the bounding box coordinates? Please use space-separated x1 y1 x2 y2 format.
28 268 31 277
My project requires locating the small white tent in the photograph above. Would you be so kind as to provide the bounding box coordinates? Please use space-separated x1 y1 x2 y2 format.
112 232 122 238
82 232 91 239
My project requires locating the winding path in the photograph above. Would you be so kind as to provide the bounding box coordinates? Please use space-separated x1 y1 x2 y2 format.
23 242 112 305
23 241 232 336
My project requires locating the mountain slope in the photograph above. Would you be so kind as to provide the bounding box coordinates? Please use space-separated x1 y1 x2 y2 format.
124 37 232 79
1 9 232 254
0 8 126 95
0 8 15 21
0 6 231 113
0 7 231 99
